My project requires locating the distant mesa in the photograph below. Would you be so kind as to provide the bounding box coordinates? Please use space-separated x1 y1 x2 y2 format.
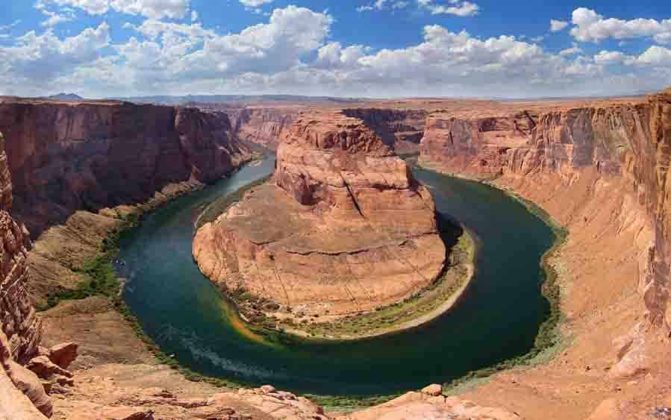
112 94 359 106
47 93 84 101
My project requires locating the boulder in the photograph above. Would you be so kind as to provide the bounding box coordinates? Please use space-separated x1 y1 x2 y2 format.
421 384 443 396
47 342 78 370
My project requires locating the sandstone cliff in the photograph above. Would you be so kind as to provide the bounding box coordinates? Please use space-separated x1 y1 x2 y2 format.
417 92 671 418
0 130 58 418
342 108 427 153
419 95 671 327
228 106 298 149
194 111 446 321
0 98 250 236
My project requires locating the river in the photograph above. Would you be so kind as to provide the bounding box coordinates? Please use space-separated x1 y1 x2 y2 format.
118 156 556 396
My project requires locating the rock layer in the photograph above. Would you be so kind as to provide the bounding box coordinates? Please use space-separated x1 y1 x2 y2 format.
194 111 445 318
0 98 249 236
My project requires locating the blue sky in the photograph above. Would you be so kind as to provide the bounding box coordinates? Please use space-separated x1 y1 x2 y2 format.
0 0 670 98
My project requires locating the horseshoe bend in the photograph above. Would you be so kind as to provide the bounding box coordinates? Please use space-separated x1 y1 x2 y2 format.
192 111 474 338
0 90 667 419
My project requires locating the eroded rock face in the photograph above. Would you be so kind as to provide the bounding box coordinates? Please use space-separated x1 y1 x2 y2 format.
194 111 445 318
0 131 50 418
341 108 428 153
419 93 671 331
420 111 537 178
0 133 39 365
229 106 298 149
0 99 249 236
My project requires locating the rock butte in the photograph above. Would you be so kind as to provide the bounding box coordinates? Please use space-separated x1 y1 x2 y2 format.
193 111 447 320
0 90 669 418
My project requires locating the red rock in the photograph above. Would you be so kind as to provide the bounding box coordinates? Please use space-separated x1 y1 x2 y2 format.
342 108 428 153
421 384 443 396
47 342 78 370
6 360 53 417
260 384 276 394
26 355 72 380
101 406 154 420
227 105 298 149
418 92 671 329
0 99 250 237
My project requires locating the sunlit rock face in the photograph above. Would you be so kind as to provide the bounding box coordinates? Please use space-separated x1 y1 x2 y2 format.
419 93 671 329
0 131 50 418
194 111 446 318
0 99 249 236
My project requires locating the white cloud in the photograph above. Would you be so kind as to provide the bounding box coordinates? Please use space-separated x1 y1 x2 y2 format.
36 0 191 20
570 7 671 44
0 21 21 40
34 1 75 27
106 6 332 92
0 22 110 91
550 19 568 32
418 0 479 16
1 5 669 98
559 43 582 56
239 0 273 7
594 50 629 65
357 0 409 12
315 42 368 69
635 45 671 66
591 46 671 68
41 12 73 27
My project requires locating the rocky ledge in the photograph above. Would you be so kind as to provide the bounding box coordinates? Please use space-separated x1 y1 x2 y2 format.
193 111 450 336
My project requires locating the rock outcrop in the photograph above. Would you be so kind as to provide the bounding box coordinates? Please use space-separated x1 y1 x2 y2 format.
419 99 654 180
0 98 250 236
194 111 446 320
418 91 671 418
420 109 538 178
0 134 39 367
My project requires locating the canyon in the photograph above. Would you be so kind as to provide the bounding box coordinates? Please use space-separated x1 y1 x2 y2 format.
0 89 669 419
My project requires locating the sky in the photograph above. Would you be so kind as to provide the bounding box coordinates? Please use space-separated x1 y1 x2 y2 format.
0 0 670 98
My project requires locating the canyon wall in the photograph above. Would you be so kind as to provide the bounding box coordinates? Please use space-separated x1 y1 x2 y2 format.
228 106 298 149
0 99 250 236
419 92 671 329
0 131 51 418
342 108 427 153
